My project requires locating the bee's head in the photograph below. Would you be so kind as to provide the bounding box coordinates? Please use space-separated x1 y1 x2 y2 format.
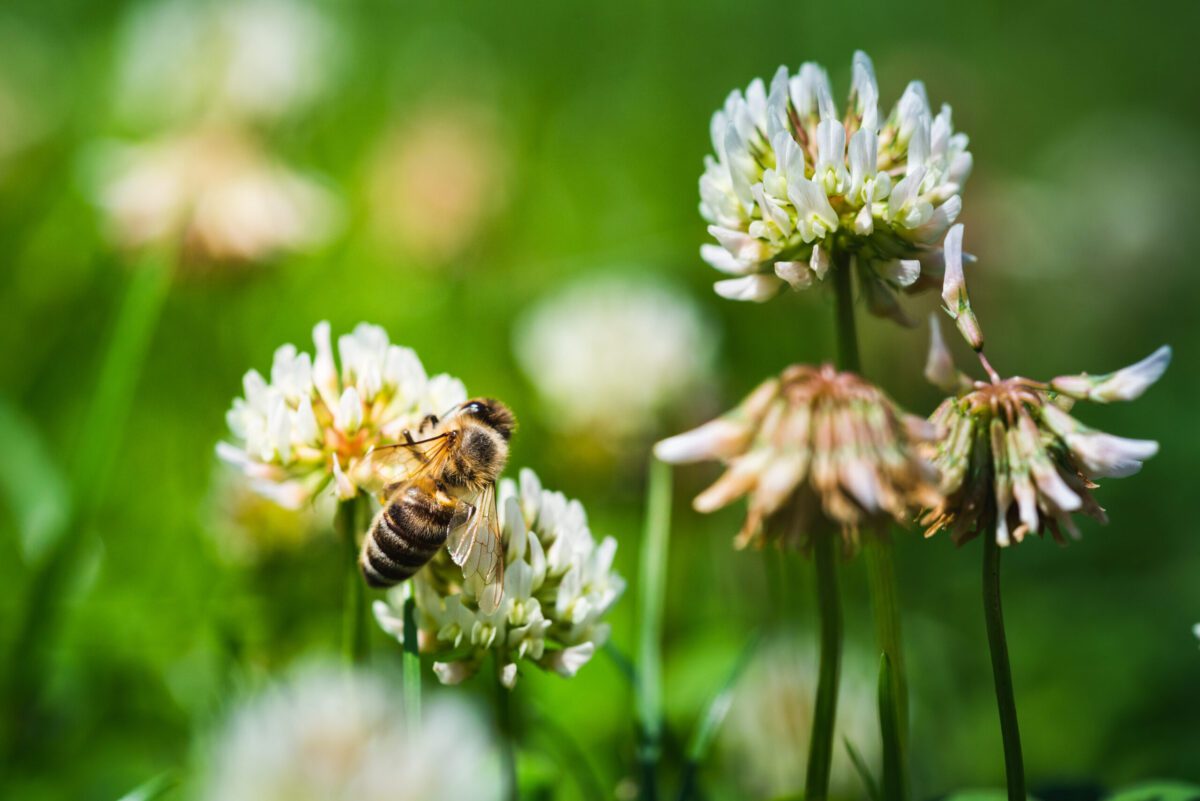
459 398 516 440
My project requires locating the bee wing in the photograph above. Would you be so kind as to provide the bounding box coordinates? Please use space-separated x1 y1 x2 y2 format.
447 482 505 614
357 434 452 498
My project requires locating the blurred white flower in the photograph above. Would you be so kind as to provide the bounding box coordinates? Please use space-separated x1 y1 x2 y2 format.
205 463 333 564
719 636 878 799
700 51 970 322
513 276 717 438
366 104 508 264
115 0 336 126
374 467 624 688
218 321 467 509
93 126 338 265
200 665 500 801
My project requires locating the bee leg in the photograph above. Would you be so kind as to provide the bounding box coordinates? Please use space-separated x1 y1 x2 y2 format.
418 414 440 435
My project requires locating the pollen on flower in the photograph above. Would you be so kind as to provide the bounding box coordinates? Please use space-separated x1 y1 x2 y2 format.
699 51 970 320
373 468 624 688
655 364 941 550
217 321 467 508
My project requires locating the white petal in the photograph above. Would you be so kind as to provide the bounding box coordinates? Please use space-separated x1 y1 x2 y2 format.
713 274 784 302
546 643 595 678
1052 346 1172 403
433 661 476 685
878 259 920 288
335 386 363 432
707 225 770 263
774 261 814 290
654 418 748 463
700 243 755 275
500 662 519 689
924 314 960 391
809 244 830 280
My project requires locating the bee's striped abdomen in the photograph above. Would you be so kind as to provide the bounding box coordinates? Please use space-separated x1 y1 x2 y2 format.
360 484 455 588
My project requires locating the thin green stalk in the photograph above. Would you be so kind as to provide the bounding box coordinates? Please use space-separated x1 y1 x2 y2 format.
877 653 907 801
402 594 421 733
336 496 369 664
637 458 672 801
3 249 173 766
496 657 520 801
805 529 843 801
865 536 910 801
983 534 1026 801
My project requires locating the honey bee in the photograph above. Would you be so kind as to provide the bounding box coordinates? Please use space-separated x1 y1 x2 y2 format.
357 398 515 612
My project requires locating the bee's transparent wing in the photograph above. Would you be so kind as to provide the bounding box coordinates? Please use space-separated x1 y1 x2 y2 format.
447 482 505 614
356 434 452 497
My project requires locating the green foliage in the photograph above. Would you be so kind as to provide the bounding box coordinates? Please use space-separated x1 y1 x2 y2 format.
1105 782 1200 801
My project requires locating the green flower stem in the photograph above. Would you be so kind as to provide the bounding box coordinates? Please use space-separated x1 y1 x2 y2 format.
637 458 672 801
495 656 520 801
866 536 910 801
805 528 843 801
335 495 369 664
3 249 173 766
402 594 421 734
983 534 1026 801
833 252 911 799
832 253 861 374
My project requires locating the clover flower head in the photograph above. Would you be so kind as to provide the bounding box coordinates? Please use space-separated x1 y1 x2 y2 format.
514 276 717 439
721 636 879 799
700 51 970 322
199 665 500 801
922 226 1171 546
218 321 467 509
116 0 336 127
93 126 339 265
655 363 940 550
373 468 624 688
367 103 509 264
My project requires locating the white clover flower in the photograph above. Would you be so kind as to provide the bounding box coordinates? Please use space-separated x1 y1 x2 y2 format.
199 665 500 801
513 276 717 439
366 103 509 264
922 226 1170 546
719 636 879 799
374 468 624 688
92 126 339 265
217 321 467 509
700 51 970 322
115 0 336 127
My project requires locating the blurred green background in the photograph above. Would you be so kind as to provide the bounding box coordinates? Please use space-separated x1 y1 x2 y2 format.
1 0 1198 799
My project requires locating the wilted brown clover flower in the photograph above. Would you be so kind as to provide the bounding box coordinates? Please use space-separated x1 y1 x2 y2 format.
654 364 940 550
921 224 1171 546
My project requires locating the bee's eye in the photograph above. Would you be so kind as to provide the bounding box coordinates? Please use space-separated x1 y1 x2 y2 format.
465 402 485 416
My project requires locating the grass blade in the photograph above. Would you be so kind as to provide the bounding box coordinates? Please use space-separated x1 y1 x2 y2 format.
844 737 881 801
637 457 673 801
402 592 421 732
677 632 762 801
0 397 70 563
